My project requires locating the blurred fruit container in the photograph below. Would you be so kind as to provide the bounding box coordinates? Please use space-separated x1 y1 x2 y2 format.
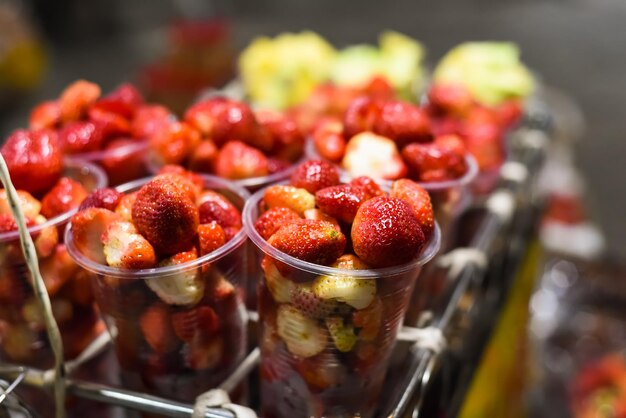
65 174 249 403
0 159 107 369
243 185 440 418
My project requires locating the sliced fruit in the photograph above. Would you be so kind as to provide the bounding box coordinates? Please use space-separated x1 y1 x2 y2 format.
114 192 137 222
102 220 157 269
342 131 407 180
262 256 295 303
0 190 41 220
70 208 120 264
276 304 326 358
197 222 227 256
139 303 179 354
326 317 357 352
352 297 383 341
171 305 220 342
147 250 204 306
291 283 350 319
184 335 224 370
312 275 376 310
33 215 59 258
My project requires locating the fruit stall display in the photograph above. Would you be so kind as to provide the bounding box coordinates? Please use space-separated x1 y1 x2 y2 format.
0 34 564 418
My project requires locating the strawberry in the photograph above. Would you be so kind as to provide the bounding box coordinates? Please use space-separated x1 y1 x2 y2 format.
139 303 179 354
493 99 523 129
303 208 339 227
114 192 137 222
373 100 432 147
92 83 143 118
0 190 41 219
149 121 201 166
315 184 371 224
33 215 59 258
101 220 157 269
290 283 350 319
59 80 101 123
267 158 291 175
184 97 260 147
100 138 149 186
188 140 218 173
79 188 124 212
157 165 204 192
197 190 242 231
204 269 235 303
87 107 132 139
39 244 79 296
390 179 434 239
261 256 294 303
462 122 505 170
184 335 223 370
294 351 346 390
276 304 327 358
70 208 120 264
351 297 383 342
152 172 200 203
256 109 304 160
427 83 474 116
343 96 381 139
132 176 199 256
311 118 346 163
29 100 61 130
352 196 426 268
214 141 269 180
342 132 407 180
268 219 345 266
435 134 466 155
349 176 385 198
325 317 357 352
147 247 204 306
131 104 172 139
40 177 88 219
290 160 340 194
0 214 21 233
313 276 375 310
401 142 468 182
254 206 301 240
57 121 104 154
263 185 315 215
197 222 226 256
171 305 220 342
1 129 63 195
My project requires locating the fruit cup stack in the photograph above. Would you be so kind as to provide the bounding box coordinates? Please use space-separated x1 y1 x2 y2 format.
243 161 440 418
65 168 249 402
29 80 175 185
0 129 107 368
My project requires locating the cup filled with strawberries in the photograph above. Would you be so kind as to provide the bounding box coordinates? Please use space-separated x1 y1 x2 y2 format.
243 160 440 418
0 128 108 368
65 167 250 402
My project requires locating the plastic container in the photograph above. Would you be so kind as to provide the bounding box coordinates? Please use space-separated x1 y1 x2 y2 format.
71 140 150 186
243 186 441 418
65 174 250 403
0 159 107 369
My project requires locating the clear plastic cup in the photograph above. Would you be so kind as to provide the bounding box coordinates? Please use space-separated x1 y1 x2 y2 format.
0 159 107 369
65 174 250 403
71 140 150 186
243 186 441 418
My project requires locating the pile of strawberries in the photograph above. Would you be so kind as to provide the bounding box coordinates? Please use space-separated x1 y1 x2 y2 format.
252 160 435 415
0 130 103 366
28 80 171 185
149 97 306 182
307 81 522 184
68 166 246 394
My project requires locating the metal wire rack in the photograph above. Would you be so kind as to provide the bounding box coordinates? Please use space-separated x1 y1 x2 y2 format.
0 112 552 418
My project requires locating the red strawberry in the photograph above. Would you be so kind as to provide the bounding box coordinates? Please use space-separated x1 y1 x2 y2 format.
349 176 384 198
59 80 101 123
101 220 157 269
29 100 61 130
361 76 395 101
40 177 89 219
57 121 104 154
264 185 315 215
171 305 220 342
390 179 435 240
150 121 201 166
351 297 383 341
154 172 201 202
268 219 346 266
198 222 227 255
256 109 304 160
215 141 269 180
462 122 505 170
78 188 124 212
33 215 59 258
294 351 346 391
0 213 20 233
1 129 63 195
254 207 301 240
0 190 41 219
351 196 426 268
197 190 242 235
267 158 291 174
39 244 79 296
87 107 131 139
373 100 432 147
132 176 199 256
290 283 350 319
184 335 223 370
312 118 347 163
434 134 466 155
493 99 523 129
315 184 371 224
139 303 179 354
100 138 149 185
290 160 340 194
93 83 143 118
427 83 474 116
401 142 468 182
114 192 137 222
70 208 120 264
184 97 260 147
343 96 381 139
188 140 218 173
131 104 172 139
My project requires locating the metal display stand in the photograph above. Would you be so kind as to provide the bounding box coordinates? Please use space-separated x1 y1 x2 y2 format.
0 107 553 418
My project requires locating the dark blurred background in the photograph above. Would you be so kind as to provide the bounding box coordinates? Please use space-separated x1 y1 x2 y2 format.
1 0 624 254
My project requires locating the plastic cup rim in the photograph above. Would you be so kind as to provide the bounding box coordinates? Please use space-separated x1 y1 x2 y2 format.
0 158 108 243
242 181 441 278
65 139 148 161
64 173 250 279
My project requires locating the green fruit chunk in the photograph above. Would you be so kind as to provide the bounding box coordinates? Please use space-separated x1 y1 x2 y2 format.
276 304 327 358
326 317 357 352
312 275 376 310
